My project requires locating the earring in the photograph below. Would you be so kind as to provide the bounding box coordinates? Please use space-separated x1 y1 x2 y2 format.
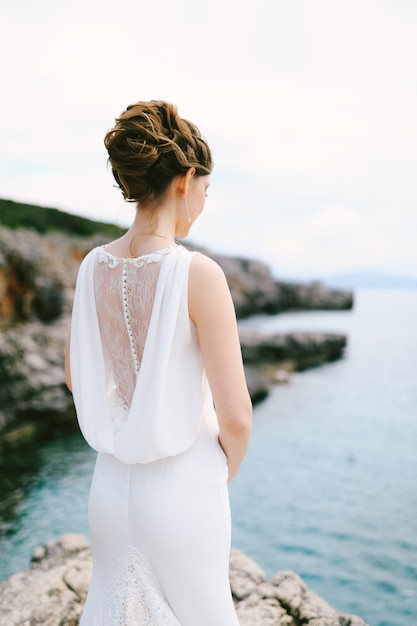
184 197 192 224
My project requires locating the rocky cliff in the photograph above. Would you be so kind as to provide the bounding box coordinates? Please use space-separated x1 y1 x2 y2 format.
0 228 96 431
239 328 348 404
0 227 353 325
188 244 353 319
0 226 352 433
0 534 368 626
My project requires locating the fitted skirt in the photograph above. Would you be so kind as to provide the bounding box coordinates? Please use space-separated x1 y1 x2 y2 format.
79 415 239 626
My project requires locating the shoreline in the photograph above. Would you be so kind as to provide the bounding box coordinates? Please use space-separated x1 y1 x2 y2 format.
0 534 369 625
0 225 350 435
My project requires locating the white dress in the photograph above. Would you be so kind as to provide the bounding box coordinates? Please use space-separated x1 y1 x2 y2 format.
70 244 239 626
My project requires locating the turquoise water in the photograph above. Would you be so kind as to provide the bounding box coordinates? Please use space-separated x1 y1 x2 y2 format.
1 290 416 626
232 290 417 626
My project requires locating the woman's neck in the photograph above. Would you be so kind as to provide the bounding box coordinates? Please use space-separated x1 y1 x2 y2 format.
106 203 177 259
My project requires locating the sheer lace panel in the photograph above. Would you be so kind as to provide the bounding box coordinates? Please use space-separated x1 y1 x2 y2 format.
94 247 174 422
103 545 180 626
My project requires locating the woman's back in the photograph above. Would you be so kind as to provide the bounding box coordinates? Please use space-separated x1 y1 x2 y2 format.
94 246 174 416
66 99 251 625
70 243 211 465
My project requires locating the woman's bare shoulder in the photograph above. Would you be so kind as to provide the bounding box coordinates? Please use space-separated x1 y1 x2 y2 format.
188 253 232 322
189 252 226 284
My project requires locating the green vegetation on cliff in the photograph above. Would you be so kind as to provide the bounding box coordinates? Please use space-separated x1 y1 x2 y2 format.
0 198 123 238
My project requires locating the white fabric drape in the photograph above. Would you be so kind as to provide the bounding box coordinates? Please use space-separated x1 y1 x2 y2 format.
70 245 209 464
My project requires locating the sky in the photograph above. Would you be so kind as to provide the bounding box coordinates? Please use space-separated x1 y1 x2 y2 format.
0 0 416 280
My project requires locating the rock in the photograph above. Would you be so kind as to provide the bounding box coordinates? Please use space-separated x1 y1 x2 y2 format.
0 536 369 626
229 549 266 600
0 226 354 326
0 319 347 430
239 329 347 370
238 329 347 402
269 570 368 626
273 279 353 315
0 227 104 432
243 365 271 405
0 226 107 326
230 550 369 626
207 250 353 319
0 228 65 323
0 535 93 626
274 369 291 384
0 317 73 430
209 253 282 318
0 226 351 432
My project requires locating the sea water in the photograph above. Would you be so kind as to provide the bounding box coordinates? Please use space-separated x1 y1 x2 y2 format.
231 289 417 626
0 290 416 626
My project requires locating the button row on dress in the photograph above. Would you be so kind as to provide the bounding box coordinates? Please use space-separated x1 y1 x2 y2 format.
122 262 140 375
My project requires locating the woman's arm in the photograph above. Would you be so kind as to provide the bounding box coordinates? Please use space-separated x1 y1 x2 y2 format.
188 254 252 481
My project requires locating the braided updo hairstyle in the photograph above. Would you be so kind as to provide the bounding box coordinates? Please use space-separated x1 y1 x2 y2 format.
104 100 213 207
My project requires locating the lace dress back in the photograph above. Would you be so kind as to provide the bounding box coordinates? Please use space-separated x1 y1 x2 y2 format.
94 247 173 428
70 243 209 464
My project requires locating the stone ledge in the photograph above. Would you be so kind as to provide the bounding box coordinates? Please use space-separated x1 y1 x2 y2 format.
0 535 368 626
0 227 352 431
240 329 347 405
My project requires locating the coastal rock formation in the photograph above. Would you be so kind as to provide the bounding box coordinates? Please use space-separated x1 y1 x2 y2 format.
0 226 351 433
0 226 353 326
0 228 102 431
239 329 347 404
240 329 347 369
0 535 92 626
0 534 368 626
0 318 72 431
0 315 347 432
0 228 65 323
230 550 368 626
206 250 353 319
0 227 105 325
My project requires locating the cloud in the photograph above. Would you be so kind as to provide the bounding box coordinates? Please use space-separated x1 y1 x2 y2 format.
0 0 416 279
250 203 417 278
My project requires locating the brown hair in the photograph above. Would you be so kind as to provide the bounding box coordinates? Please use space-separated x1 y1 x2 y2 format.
104 100 212 206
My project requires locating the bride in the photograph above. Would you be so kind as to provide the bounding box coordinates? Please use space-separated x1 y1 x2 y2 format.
65 100 252 625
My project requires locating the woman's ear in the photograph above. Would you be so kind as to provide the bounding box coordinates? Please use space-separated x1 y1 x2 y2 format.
178 167 196 197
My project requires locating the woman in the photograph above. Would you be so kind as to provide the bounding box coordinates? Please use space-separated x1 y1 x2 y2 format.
65 100 252 625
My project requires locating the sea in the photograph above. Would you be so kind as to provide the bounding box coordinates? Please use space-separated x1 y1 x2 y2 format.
0 289 416 626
